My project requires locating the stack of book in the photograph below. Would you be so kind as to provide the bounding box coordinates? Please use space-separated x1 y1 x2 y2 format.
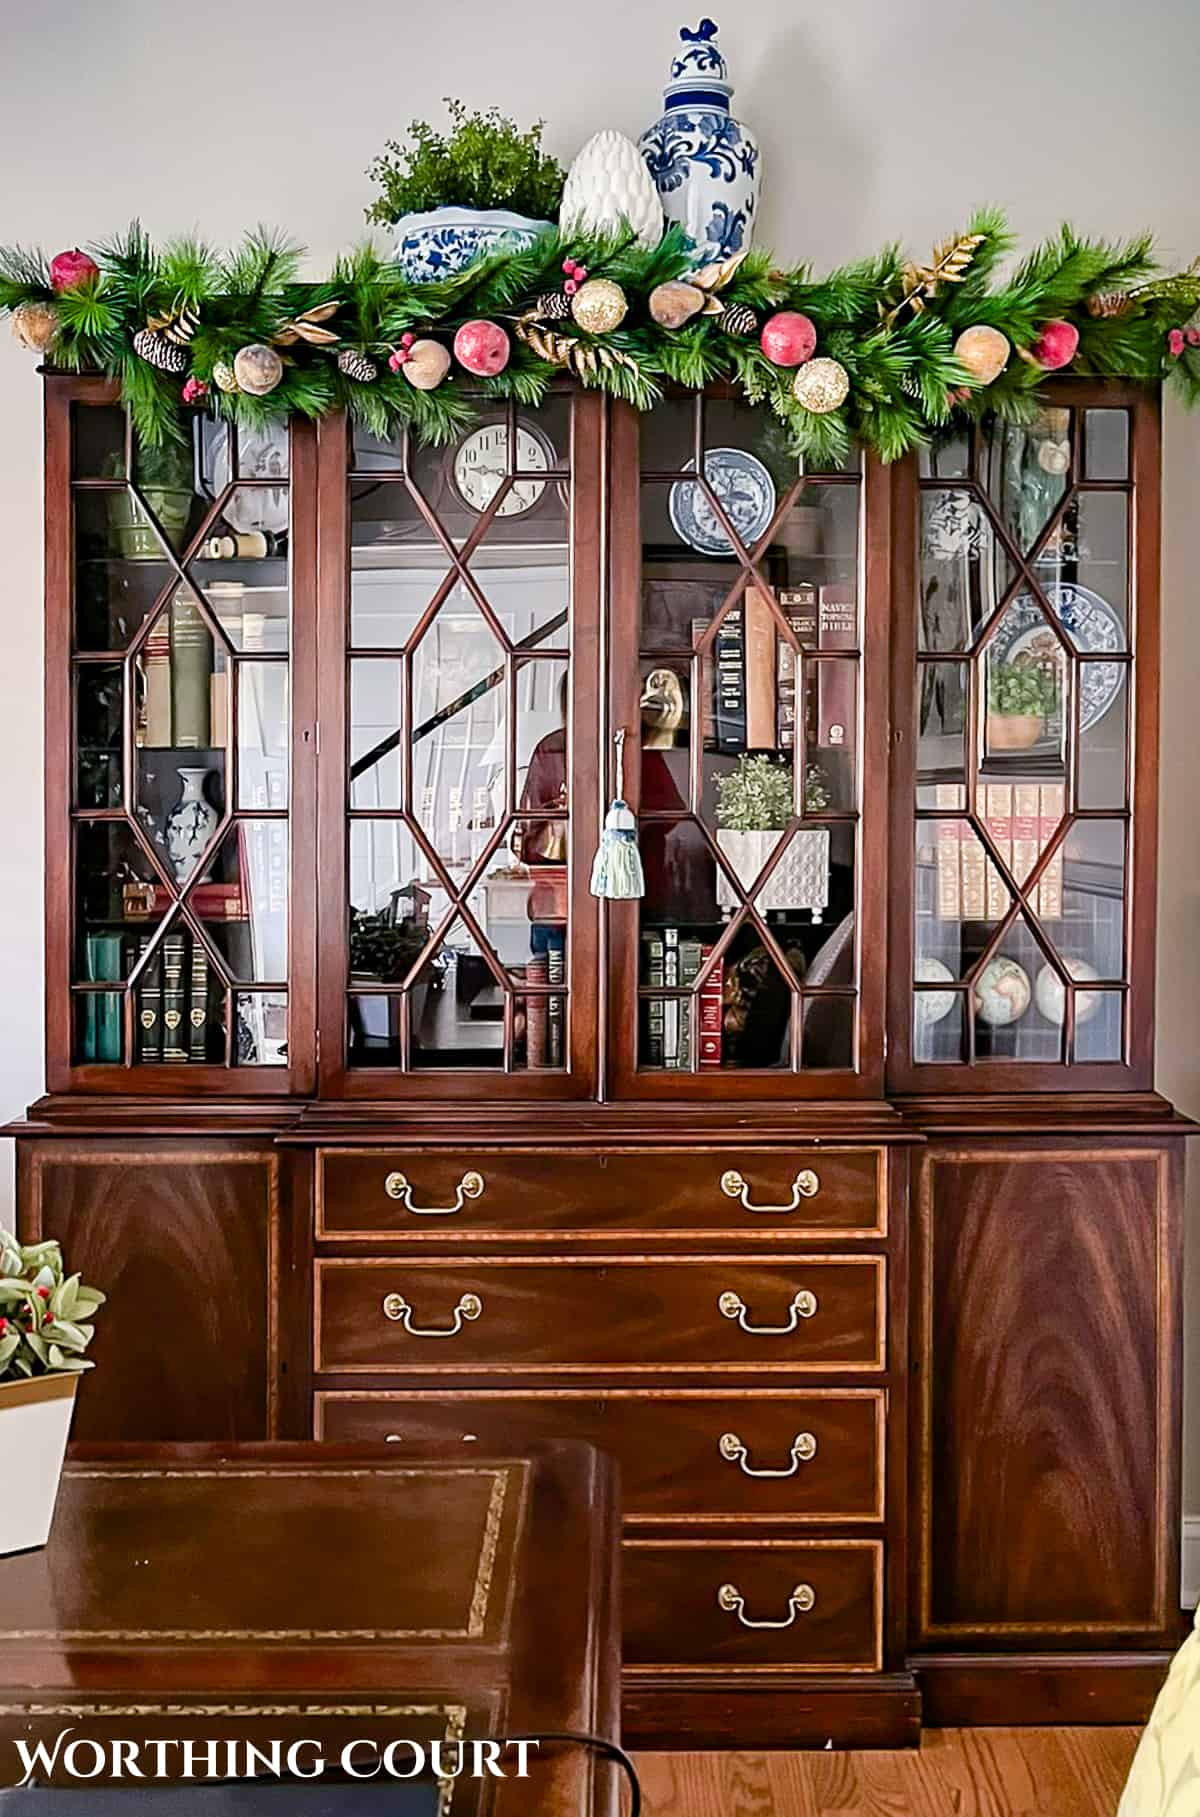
933 783 1065 922
690 580 857 755
80 928 217 1065
642 928 724 1069
525 941 566 1069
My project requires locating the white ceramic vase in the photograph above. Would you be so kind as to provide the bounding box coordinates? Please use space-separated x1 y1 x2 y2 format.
715 828 830 919
165 767 218 882
560 130 663 248
640 20 761 264
0 1374 78 1554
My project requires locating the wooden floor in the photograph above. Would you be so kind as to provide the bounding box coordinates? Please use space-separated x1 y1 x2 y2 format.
635 1729 1140 1815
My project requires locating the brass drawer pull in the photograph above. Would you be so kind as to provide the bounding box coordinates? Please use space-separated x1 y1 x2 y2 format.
717 1582 816 1628
720 1168 819 1213
384 1169 485 1216
718 1289 818 1334
381 1291 482 1337
719 1431 818 1477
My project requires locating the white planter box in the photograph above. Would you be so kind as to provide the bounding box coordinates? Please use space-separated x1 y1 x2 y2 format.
715 828 830 919
0 1373 78 1554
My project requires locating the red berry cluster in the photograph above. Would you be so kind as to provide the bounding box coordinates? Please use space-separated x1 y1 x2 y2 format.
388 332 416 373
1167 326 1200 358
562 257 588 298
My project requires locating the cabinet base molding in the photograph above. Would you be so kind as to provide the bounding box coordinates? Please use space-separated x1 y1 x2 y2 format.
910 1652 1173 1727
621 1670 920 1750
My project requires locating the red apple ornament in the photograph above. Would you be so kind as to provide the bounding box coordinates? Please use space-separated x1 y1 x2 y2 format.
1030 319 1080 371
760 310 818 368
50 248 99 293
453 319 510 377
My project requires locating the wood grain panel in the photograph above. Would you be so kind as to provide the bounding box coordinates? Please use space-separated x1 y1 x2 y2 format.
914 1144 1180 1644
315 1256 885 1374
624 1539 882 1672
632 1730 1142 1816
315 1388 886 1522
20 1143 278 1441
316 1146 885 1240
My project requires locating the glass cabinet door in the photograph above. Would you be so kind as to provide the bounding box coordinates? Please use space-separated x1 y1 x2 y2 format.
608 394 886 1098
324 393 599 1095
897 388 1154 1086
54 391 311 1089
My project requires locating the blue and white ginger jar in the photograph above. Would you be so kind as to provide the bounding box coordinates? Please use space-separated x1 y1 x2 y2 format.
639 19 760 266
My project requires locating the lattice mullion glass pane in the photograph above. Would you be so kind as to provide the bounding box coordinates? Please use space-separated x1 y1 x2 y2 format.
919 489 1016 653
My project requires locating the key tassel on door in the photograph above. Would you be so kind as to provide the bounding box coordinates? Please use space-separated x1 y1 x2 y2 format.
590 728 645 900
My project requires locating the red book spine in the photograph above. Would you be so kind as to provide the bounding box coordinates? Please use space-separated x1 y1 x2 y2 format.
698 945 725 1069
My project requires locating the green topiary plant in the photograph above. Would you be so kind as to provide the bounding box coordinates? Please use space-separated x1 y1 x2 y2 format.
987 660 1060 717
0 1230 105 1382
713 754 831 831
365 100 565 226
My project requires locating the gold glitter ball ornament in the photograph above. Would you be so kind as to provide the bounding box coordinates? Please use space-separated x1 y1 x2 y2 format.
570 277 628 335
11 301 58 352
792 356 850 414
953 324 1011 387
212 360 240 394
232 342 284 397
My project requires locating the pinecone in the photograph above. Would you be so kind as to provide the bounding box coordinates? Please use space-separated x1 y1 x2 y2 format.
337 347 378 383
718 303 758 336
1087 291 1135 320
534 291 572 322
132 328 189 374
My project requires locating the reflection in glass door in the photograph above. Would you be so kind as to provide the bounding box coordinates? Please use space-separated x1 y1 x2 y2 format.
341 396 591 1080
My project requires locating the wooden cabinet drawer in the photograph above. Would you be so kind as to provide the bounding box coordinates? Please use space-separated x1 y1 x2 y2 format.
315 1256 885 1374
315 1389 886 1523
624 1540 882 1671
316 1147 885 1240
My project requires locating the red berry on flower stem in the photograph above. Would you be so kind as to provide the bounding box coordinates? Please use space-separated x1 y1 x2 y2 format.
36 1286 50 1299
564 279 579 296
0 1319 7 1334
562 258 574 274
401 332 415 347
1187 328 1200 346
1167 328 1186 358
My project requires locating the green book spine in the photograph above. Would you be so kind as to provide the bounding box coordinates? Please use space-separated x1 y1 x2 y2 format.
161 930 188 1062
677 937 704 1071
170 593 212 749
189 937 210 1062
85 932 124 1063
135 933 163 1064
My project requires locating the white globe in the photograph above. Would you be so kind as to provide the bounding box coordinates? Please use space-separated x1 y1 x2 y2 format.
1035 957 1102 1026
915 955 956 1027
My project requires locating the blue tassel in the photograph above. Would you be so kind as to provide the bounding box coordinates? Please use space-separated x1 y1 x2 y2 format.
590 731 645 900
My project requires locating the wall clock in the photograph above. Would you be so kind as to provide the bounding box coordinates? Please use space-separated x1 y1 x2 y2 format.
450 419 556 517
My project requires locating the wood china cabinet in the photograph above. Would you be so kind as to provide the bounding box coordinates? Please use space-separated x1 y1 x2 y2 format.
6 371 1186 1745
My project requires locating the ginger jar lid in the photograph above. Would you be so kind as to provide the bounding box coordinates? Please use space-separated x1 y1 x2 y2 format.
662 19 734 113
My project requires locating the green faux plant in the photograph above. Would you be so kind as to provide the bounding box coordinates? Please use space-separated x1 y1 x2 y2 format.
0 1229 105 1382
713 754 831 831
348 906 431 982
987 660 1060 717
365 100 565 225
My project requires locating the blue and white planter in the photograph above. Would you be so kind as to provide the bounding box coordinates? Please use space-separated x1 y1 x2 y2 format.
391 208 553 283
640 19 760 266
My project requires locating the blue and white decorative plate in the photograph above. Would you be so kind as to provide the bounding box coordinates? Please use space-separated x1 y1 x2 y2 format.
990 582 1125 731
668 448 776 557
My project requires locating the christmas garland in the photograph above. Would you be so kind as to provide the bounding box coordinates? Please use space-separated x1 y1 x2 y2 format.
3 212 1199 464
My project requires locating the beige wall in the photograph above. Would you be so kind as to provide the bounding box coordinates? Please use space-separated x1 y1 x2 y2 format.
0 0 1197 1498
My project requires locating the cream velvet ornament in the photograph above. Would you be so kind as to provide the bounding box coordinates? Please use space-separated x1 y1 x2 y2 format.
954 324 1011 387
233 343 284 396
402 338 451 391
560 130 663 250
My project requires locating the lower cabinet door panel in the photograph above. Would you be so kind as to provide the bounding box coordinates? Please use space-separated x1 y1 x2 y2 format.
914 1143 1181 1645
314 1388 886 1522
17 1141 279 1441
624 1540 883 1671
315 1256 885 1374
